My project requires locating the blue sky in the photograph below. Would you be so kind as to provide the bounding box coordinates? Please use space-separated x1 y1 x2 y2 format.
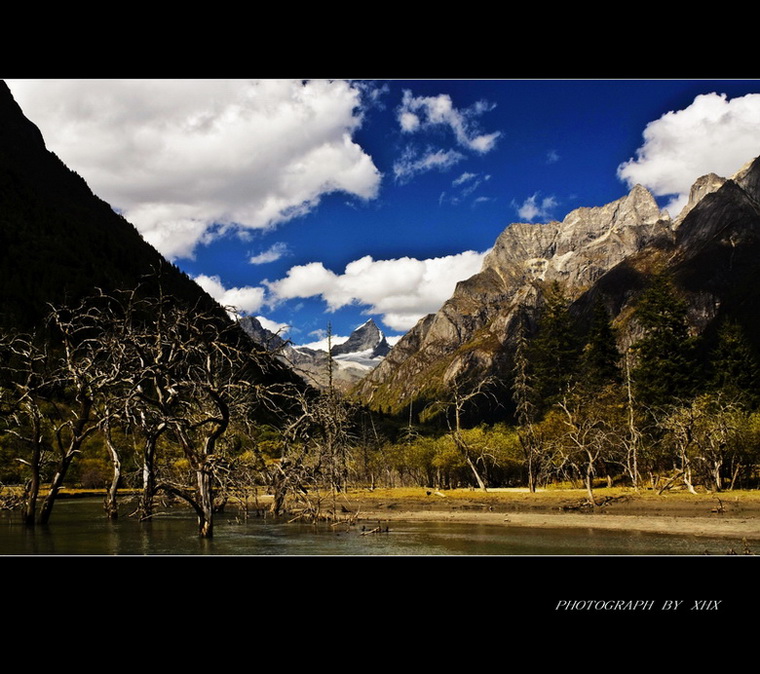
7 79 760 347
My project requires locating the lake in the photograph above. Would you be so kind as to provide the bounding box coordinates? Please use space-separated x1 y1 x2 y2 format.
0 498 751 555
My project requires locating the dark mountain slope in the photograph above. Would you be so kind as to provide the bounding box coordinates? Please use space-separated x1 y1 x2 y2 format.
587 157 760 344
0 81 218 328
0 80 306 401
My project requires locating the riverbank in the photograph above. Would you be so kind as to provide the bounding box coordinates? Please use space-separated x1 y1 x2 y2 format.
36 485 760 542
338 487 760 542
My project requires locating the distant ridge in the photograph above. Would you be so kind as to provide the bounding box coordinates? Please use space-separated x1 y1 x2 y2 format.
240 316 390 390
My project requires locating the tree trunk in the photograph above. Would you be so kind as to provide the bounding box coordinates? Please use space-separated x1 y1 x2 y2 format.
140 435 157 519
585 457 596 507
682 465 699 495
729 464 741 491
38 453 75 524
197 467 214 538
527 453 537 493
465 452 487 491
23 445 41 527
624 352 641 490
23 473 39 527
712 460 723 493
103 423 121 519
39 395 94 525
521 432 538 493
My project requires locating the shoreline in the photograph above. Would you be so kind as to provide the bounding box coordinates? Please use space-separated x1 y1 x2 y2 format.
45 486 760 541
351 508 760 541
340 488 760 541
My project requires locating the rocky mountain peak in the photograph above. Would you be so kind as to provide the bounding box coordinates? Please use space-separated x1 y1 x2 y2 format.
332 319 390 357
561 183 663 232
352 182 694 414
240 316 390 390
674 173 727 225
731 155 760 199
238 316 288 352
480 183 670 292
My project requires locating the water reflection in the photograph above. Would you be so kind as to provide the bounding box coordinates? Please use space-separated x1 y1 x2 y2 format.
0 499 750 556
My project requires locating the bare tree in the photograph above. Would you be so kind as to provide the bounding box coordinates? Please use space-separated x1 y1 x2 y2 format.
2 284 299 535
114 293 290 536
622 350 644 490
271 384 355 521
424 375 497 491
554 386 622 507
36 301 120 524
0 331 52 526
661 393 746 493
0 298 119 525
512 321 542 492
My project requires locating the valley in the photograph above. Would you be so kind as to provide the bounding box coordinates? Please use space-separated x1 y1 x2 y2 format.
2 78 760 560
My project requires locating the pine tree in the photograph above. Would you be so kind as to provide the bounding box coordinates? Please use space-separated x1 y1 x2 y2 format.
530 281 580 413
707 319 760 408
580 302 621 389
631 274 698 408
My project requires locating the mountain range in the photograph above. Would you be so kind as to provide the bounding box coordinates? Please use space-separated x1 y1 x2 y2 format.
239 316 390 390
354 155 760 417
5 75 760 428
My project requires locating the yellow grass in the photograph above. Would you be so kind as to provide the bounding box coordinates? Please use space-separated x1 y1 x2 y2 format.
343 485 760 506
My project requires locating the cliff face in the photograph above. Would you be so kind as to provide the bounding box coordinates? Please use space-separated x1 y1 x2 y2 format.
355 156 760 415
668 157 760 337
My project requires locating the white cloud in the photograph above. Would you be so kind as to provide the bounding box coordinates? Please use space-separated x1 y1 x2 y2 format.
193 274 266 316
617 92 760 216
249 242 289 265
266 250 488 331
394 148 465 183
453 172 478 186
546 149 560 164
393 146 465 183
398 110 420 132
397 89 501 153
299 333 349 351
392 88 501 185
441 172 491 206
514 193 558 221
6 79 382 260
255 315 290 337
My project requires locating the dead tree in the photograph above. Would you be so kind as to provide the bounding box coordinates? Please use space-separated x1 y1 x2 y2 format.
661 393 745 494
114 293 287 537
272 385 355 520
0 331 52 526
512 320 542 492
555 387 621 507
37 300 119 524
424 375 497 492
